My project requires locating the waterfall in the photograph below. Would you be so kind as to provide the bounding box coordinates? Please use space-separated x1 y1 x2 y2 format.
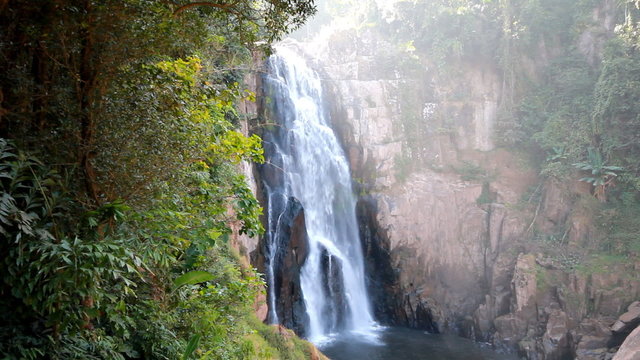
261 45 376 344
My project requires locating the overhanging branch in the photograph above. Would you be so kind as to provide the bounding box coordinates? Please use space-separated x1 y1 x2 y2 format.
173 1 241 16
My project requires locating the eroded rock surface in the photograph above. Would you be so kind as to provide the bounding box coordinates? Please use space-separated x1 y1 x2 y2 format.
268 197 310 335
285 3 640 358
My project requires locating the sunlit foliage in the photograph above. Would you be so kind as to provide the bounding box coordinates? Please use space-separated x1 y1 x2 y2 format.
0 0 315 358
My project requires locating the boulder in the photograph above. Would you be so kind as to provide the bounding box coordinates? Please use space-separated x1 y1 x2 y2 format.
572 317 614 353
612 302 640 334
611 301 640 348
613 325 640 360
621 302 640 323
271 197 310 335
576 347 612 360
494 313 529 347
542 310 571 360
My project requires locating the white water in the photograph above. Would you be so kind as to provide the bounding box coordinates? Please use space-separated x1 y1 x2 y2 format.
264 45 377 344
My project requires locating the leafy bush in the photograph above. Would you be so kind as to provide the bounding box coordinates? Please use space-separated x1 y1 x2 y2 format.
0 1 316 358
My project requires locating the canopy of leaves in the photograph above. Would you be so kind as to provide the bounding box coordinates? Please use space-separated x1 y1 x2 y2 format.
0 0 314 358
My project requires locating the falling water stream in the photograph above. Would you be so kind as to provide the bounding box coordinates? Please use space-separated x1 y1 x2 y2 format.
262 45 377 344
260 45 517 359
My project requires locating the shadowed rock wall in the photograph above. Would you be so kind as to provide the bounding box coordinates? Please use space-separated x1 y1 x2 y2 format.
285 1 640 358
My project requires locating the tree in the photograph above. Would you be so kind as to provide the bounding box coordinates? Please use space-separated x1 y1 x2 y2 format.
0 0 315 357
172 0 316 43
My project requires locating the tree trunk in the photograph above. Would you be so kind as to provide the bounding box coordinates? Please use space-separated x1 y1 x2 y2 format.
78 0 101 206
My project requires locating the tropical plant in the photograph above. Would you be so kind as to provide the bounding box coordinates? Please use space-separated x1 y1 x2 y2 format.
574 148 624 202
0 0 316 357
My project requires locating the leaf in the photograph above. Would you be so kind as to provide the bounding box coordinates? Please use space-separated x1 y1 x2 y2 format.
173 270 214 288
181 334 201 360
87 216 99 228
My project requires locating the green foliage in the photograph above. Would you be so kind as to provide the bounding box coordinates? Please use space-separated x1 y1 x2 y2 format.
0 137 276 358
380 0 501 69
0 139 67 243
497 2 640 198
575 253 631 276
512 0 596 48
174 271 216 289
595 198 640 255
574 147 624 201
248 318 318 360
31 236 142 329
592 36 640 191
498 53 596 164
0 0 316 358
182 335 201 360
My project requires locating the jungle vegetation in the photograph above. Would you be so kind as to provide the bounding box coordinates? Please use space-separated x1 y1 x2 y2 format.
4 0 640 358
0 1 317 359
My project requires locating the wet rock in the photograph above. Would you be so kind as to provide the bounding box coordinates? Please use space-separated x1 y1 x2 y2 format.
474 297 494 336
356 196 400 326
319 247 348 332
621 302 640 321
271 197 310 335
401 292 438 333
581 336 610 351
560 273 590 321
519 336 543 360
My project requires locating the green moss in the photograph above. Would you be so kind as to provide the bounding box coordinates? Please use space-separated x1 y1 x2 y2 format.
247 317 320 360
575 253 629 276
535 265 549 293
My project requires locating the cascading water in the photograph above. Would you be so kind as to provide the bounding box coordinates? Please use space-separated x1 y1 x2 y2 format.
260 44 376 344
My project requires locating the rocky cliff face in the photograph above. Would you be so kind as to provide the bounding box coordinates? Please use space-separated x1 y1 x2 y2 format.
284 2 640 357
265 197 310 335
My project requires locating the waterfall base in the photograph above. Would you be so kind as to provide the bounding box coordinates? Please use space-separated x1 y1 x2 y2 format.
321 327 517 360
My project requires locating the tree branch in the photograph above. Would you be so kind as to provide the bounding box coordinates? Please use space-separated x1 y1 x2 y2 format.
173 1 241 16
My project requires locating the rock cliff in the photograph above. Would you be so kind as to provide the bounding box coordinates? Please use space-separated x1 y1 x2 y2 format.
279 1 640 357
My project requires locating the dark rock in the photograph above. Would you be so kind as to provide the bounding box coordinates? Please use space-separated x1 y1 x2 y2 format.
271 197 310 336
319 247 348 332
355 196 439 332
355 196 396 323
401 292 439 333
